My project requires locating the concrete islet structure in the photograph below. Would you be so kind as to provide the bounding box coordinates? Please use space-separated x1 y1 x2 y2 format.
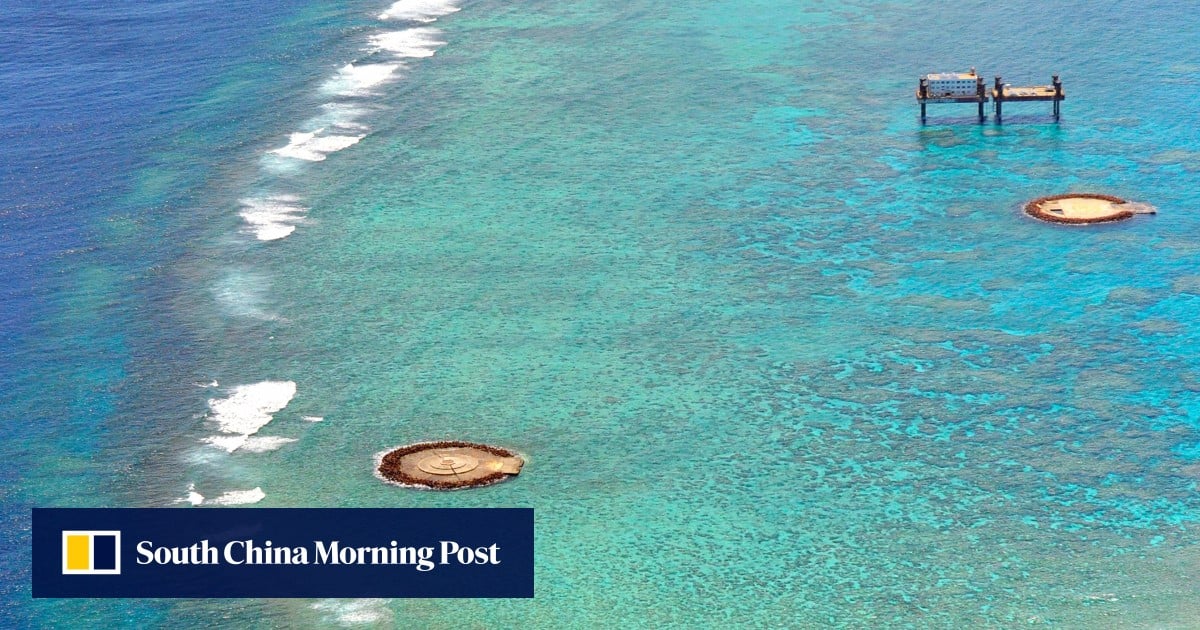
1023 193 1155 225
377 441 525 489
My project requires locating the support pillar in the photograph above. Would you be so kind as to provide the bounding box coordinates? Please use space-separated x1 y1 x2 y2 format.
976 77 986 122
1052 74 1062 121
918 78 928 124
994 76 1004 123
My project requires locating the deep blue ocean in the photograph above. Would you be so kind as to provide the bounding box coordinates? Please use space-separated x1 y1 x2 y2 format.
4 0 1200 627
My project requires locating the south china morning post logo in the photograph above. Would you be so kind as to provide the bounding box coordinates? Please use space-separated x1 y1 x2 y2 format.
33 508 533 598
61 531 121 575
133 537 500 571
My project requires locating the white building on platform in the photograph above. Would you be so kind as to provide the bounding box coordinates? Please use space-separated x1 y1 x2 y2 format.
922 69 979 97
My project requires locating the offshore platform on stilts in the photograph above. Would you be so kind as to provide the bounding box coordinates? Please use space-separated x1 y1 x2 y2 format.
916 68 1064 123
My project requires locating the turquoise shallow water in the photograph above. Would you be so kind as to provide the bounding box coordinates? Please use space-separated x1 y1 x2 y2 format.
8 0 1200 627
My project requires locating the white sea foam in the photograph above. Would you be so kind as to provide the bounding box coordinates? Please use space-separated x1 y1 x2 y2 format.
309 102 371 130
208 381 296 435
312 599 394 626
213 271 281 321
270 129 366 162
321 63 402 96
207 487 266 505
239 195 307 241
173 483 205 506
184 447 225 466
205 381 296 453
378 0 458 23
370 28 446 58
238 436 298 453
203 434 250 452
265 104 371 168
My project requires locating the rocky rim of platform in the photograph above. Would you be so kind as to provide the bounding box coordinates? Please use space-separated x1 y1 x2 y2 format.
377 441 524 489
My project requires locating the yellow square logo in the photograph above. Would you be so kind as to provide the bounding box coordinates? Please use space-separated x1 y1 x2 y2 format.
61 531 121 575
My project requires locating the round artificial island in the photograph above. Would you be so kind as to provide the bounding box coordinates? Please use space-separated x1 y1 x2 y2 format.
1023 193 1156 225
377 441 524 489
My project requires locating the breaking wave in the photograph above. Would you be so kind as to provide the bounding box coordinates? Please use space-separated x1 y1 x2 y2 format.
321 62 402 96
204 381 297 452
370 28 446 58
378 0 459 23
239 195 307 241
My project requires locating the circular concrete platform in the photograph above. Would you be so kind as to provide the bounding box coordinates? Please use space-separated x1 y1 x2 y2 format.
1024 193 1155 225
377 441 524 489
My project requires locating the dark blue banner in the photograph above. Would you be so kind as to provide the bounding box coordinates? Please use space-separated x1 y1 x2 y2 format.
33 508 533 598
